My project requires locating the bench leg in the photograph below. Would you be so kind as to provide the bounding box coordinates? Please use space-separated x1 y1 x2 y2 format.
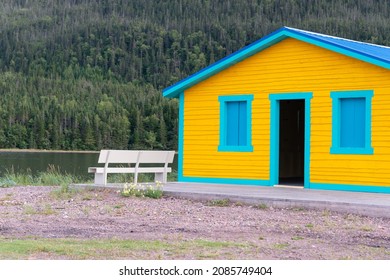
154 172 166 184
134 173 138 184
94 173 106 185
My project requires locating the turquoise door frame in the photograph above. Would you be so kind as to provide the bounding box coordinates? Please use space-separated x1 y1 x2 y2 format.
269 93 313 188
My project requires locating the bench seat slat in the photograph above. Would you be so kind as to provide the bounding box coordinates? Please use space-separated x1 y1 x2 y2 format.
88 167 172 174
89 167 135 174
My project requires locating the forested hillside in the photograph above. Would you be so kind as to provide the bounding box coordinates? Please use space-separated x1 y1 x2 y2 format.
0 0 389 150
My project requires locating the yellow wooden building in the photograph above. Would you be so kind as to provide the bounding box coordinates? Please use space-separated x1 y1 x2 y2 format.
163 27 390 193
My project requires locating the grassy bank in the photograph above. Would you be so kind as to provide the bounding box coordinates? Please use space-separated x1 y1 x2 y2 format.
0 167 178 187
0 237 249 260
0 166 83 187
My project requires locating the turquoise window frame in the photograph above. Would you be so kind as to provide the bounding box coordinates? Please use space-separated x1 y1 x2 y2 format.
330 90 374 155
218 94 254 152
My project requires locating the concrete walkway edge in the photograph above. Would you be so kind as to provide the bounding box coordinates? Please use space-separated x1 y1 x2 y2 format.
72 182 390 218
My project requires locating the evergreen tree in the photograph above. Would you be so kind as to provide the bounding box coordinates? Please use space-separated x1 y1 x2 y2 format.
0 0 389 151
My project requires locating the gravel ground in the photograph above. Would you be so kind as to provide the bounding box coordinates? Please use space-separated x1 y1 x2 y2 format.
0 186 389 259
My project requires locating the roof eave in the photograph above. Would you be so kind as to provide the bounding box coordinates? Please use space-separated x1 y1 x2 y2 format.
162 28 291 98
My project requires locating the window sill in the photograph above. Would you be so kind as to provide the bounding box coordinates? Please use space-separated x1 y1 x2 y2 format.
218 145 253 152
330 147 374 155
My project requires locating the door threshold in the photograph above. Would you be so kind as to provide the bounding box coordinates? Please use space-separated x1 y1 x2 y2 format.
274 184 304 189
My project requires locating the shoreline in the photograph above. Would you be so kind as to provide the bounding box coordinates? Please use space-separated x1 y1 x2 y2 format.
0 149 99 154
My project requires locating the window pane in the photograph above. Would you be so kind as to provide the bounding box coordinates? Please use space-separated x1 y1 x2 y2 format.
340 98 365 148
226 102 239 146
226 101 247 146
238 101 247 145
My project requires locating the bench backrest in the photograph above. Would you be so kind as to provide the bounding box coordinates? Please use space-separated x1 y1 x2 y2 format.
138 151 175 164
98 150 175 166
98 150 139 164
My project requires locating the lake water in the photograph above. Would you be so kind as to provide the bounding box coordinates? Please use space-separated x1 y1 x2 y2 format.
0 151 178 180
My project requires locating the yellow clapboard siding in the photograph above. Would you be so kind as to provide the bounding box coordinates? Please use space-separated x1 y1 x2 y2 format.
182 37 390 185
311 178 390 187
311 173 390 179
310 166 390 173
184 155 269 162
311 177 390 186
184 166 268 172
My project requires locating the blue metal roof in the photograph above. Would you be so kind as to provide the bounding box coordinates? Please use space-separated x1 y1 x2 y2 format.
286 27 390 66
163 26 390 98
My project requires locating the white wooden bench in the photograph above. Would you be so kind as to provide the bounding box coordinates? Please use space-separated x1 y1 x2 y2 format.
88 150 175 185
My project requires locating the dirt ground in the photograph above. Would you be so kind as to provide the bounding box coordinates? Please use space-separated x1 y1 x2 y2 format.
0 186 389 259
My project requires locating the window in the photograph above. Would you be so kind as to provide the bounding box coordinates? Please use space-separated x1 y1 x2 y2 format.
330 90 374 154
218 95 254 152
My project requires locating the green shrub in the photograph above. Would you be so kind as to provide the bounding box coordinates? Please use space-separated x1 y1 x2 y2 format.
144 184 163 199
0 178 17 188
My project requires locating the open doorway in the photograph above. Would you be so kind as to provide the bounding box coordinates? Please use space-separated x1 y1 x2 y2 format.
278 100 305 186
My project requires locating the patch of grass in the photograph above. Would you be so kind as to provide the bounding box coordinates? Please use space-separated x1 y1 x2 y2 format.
2 167 33 186
41 204 57 215
81 206 90 215
194 240 246 249
23 205 37 215
292 207 306 212
0 193 14 201
254 203 268 210
51 184 78 200
0 238 251 260
81 193 93 201
167 170 178 182
37 165 74 186
322 209 331 217
207 199 231 207
360 226 373 232
2 165 82 186
0 178 17 188
108 173 135 184
305 223 314 228
108 173 162 184
291 236 304 241
102 205 113 214
339 255 353 260
23 204 57 215
344 213 358 221
273 243 290 249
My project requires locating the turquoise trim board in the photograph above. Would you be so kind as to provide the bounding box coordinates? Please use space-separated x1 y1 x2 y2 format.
330 90 374 155
269 92 313 188
163 27 390 98
310 183 390 194
178 92 185 181
179 176 271 186
218 94 254 152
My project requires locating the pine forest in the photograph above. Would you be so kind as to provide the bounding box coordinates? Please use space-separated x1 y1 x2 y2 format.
0 0 389 151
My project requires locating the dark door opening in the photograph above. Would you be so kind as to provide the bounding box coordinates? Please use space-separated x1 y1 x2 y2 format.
279 100 305 186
